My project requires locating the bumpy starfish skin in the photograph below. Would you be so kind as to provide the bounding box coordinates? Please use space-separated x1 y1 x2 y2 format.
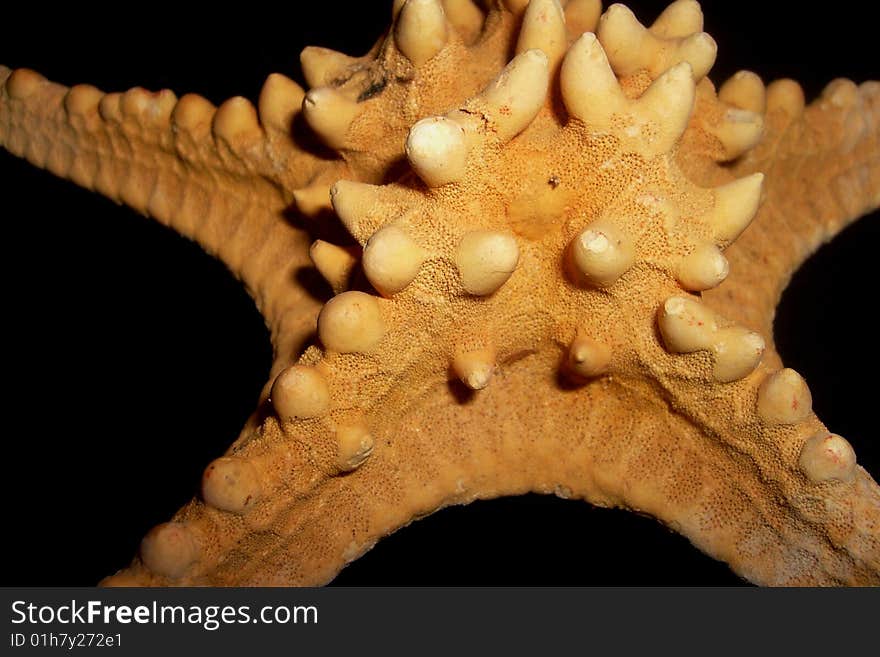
2 1 879 585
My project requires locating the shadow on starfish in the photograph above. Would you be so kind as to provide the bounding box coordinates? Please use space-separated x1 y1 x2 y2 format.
1 0 878 585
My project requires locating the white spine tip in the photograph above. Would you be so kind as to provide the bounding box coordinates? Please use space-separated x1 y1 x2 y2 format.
677 242 729 291
707 173 765 245
568 222 635 288
335 424 375 472
516 0 567 69
596 4 646 77
711 327 764 383
363 226 427 296
719 70 767 114
140 523 197 579
561 32 627 126
455 230 520 295
330 180 382 243
567 334 612 379
633 61 695 152
395 0 448 67
453 347 496 390
678 32 717 80
601 3 639 29
271 365 331 421
600 3 712 80
659 297 763 382
479 49 550 141
302 87 359 150
657 296 717 353
799 433 857 484
650 0 703 39
757 368 813 425
202 457 262 514
406 116 469 187
317 291 385 353
665 60 694 81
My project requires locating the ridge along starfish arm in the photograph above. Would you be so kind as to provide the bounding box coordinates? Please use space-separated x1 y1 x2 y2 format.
0 0 876 582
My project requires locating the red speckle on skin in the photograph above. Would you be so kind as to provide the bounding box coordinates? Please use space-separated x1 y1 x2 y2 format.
792 398 799 410
822 435 842 463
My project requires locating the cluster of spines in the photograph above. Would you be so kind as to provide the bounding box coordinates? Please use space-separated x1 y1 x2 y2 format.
293 0 494 218
291 0 607 218
302 0 773 395
289 0 759 206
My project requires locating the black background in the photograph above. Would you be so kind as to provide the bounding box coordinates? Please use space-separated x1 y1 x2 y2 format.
1 1 877 586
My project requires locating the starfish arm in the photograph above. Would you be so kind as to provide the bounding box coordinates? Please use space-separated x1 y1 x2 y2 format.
101 341 879 587
644 341 880 586
0 65 329 343
701 79 880 335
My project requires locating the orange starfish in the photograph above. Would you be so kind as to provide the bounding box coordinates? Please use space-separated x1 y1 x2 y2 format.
2 0 878 586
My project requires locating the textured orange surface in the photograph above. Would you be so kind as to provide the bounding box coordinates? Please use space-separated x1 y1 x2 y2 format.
0 0 876 583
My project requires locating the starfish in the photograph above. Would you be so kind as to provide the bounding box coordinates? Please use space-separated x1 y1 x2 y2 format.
2 0 878 586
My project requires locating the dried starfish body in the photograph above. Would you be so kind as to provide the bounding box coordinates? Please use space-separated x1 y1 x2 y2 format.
1 1 878 585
